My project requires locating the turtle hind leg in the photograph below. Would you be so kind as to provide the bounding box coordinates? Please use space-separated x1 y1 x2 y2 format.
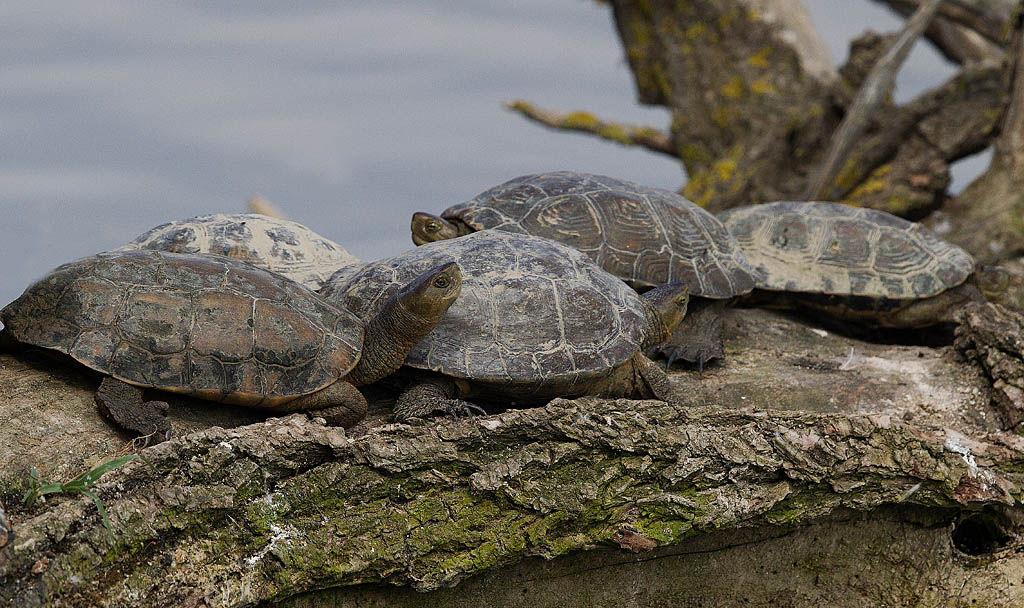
95 377 171 443
653 298 725 371
394 375 484 423
283 381 368 428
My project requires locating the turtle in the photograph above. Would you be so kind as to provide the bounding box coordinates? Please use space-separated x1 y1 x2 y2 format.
116 213 359 290
320 230 690 420
410 171 757 369
717 201 1009 327
0 249 460 440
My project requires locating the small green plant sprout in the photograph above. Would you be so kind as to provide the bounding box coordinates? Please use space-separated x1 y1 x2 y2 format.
22 454 139 538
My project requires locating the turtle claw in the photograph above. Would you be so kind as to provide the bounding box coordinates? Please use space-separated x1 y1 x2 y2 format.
664 349 680 370
443 401 487 420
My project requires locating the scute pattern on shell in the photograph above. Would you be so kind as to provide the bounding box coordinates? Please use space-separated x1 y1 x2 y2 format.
322 231 647 397
1 250 363 407
718 201 975 299
442 171 756 298
117 213 359 290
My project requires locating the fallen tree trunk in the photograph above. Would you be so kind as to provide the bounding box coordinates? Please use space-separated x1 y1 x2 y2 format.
2 307 1023 607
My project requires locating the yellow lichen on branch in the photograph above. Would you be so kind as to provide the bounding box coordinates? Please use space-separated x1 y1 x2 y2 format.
505 100 675 156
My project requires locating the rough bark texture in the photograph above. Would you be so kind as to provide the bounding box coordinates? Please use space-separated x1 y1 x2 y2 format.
509 0 1023 263
3 306 1024 607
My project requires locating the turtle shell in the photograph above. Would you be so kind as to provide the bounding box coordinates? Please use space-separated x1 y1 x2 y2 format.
440 172 756 298
718 201 975 299
1 250 363 407
321 231 648 399
117 213 359 290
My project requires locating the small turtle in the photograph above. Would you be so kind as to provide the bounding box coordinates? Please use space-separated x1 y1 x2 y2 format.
1 250 460 439
411 171 756 369
117 213 358 290
321 231 690 420
718 201 1008 327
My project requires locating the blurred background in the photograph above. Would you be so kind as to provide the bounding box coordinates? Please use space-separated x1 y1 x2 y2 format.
0 1 988 306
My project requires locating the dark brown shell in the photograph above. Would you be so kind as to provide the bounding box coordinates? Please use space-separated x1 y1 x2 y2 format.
1 250 363 407
442 172 757 298
718 201 974 299
322 231 647 399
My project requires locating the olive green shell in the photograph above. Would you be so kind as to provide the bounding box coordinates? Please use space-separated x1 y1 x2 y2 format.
117 213 359 290
322 231 648 399
441 171 757 298
1 250 363 407
718 201 974 299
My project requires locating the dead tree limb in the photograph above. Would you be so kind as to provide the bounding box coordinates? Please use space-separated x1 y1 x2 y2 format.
803 0 943 200
877 0 1006 64
875 0 1016 44
504 100 675 156
931 13 1024 261
2 305 1024 606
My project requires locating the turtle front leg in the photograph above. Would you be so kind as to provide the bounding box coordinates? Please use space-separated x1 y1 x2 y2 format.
394 375 485 422
651 298 725 372
596 354 691 407
95 377 172 443
282 380 368 428
631 355 687 405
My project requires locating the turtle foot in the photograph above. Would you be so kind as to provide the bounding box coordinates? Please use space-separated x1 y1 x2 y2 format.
95 377 172 443
396 398 485 423
654 298 724 371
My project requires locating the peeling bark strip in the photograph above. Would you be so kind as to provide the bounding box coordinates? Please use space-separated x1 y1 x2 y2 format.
1 399 1022 607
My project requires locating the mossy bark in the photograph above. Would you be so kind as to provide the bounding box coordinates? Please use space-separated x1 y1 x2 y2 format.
2 306 1024 607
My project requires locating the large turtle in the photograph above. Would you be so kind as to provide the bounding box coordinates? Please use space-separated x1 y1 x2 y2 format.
718 201 1007 327
410 171 757 368
1 250 460 439
320 230 690 420
117 213 358 290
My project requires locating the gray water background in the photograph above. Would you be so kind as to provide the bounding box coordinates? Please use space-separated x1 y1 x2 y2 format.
1 1 987 308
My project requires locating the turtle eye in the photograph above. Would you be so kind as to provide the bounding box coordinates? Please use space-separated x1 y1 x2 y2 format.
433 276 450 289
426 221 440 232
675 294 688 306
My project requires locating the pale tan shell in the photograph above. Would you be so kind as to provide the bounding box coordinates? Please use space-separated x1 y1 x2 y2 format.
719 201 974 299
117 213 359 290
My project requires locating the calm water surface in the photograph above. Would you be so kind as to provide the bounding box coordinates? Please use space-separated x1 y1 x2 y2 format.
1 1 976 309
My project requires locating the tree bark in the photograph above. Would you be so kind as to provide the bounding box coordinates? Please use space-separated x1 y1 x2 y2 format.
3 306 1024 607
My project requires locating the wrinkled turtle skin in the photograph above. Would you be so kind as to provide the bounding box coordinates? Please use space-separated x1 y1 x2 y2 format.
117 213 358 290
414 171 756 298
322 231 690 420
2 250 364 406
718 201 1002 327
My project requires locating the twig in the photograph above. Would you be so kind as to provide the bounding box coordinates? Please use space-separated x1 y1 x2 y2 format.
802 0 943 200
505 100 675 157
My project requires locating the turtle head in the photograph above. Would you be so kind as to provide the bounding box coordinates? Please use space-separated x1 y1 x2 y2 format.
975 265 1011 300
639 284 690 348
346 262 462 386
397 261 462 322
411 212 466 245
